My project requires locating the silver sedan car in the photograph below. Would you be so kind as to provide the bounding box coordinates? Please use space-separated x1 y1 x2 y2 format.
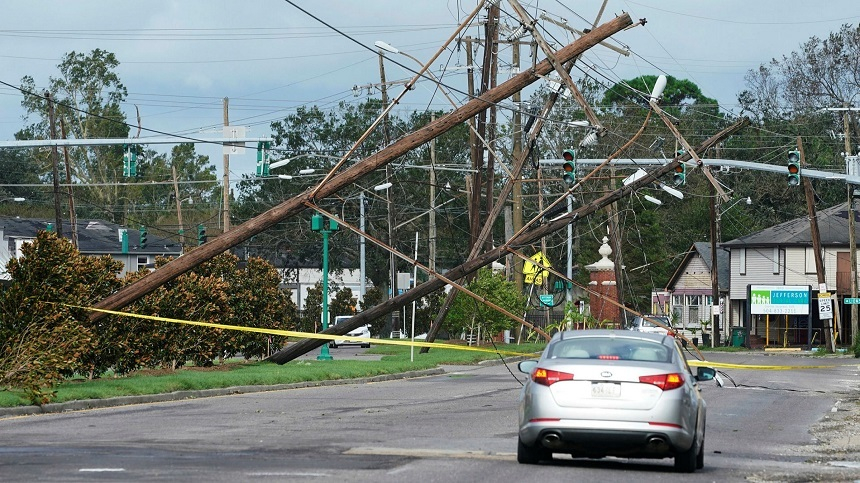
517 329 716 472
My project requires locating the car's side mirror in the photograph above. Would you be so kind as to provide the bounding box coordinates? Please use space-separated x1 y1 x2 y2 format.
695 367 716 381
518 360 538 374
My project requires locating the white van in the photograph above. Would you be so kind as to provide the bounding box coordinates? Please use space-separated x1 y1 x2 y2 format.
329 315 372 348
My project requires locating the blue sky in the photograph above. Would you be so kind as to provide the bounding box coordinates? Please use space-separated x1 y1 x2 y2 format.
1 1 858 179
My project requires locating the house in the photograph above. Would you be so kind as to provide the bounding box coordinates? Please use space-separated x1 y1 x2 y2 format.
721 203 858 347
661 242 730 341
0 217 182 279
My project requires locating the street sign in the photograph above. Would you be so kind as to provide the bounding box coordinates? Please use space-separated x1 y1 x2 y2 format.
845 298 860 305
523 252 551 285
539 294 554 306
818 296 833 320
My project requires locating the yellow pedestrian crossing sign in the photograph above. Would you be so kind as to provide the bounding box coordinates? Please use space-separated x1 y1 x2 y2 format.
524 252 551 285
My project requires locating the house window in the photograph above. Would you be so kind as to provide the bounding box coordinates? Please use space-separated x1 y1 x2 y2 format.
137 255 149 272
805 247 816 274
739 248 746 275
773 247 780 274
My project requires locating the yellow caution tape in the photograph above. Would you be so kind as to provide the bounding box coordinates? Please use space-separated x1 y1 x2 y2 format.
688 359 836 370
66 305 843 370
69 305 535 358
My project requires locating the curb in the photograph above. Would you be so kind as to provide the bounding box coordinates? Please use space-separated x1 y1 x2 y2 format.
0 368 445 419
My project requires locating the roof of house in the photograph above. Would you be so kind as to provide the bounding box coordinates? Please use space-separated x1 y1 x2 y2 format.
0 217 182 255
722 202 859 248
665 241 730 292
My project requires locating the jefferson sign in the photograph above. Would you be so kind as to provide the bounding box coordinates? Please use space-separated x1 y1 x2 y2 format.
749 285 810 315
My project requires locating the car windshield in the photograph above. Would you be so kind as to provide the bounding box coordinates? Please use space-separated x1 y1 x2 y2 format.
548 337 672 363
640 317 670 328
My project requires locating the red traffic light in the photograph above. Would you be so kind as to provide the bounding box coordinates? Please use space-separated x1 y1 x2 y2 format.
787 164 800 175
674 165 684 173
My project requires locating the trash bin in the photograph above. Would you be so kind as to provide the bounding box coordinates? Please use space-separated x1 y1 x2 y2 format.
731 326 748 347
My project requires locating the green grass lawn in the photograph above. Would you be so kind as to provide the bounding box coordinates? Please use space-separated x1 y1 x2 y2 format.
0 341 546 408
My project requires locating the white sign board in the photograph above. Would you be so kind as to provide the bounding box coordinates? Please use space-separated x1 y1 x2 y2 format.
749 285 810 315
818 294 833 320
223 126 246 155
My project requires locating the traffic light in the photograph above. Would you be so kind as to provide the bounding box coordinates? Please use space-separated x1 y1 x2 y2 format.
139 225 147 249
562 148 576 186
197 224 207 245
787 150 801 186
673 162 686 186
122 144 138 177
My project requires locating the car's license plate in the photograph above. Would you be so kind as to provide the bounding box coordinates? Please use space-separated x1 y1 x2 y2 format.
591 382 621 398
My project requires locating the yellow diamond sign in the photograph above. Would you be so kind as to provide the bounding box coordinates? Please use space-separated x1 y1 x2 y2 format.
523 252 551 285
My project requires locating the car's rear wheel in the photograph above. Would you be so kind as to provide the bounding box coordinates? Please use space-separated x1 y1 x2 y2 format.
674 436 699 473
517 436 550 464
361 343 370 348
696 436 705 469
329 343 337 349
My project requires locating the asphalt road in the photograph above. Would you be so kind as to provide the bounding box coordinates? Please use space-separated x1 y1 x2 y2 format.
0 351 858 482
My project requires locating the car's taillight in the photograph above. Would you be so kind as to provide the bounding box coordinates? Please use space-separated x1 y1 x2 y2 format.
667 330 676 337
532 367 574 386
639 373 685 390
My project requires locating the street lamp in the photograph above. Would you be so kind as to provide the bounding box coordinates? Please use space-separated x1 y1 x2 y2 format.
311 212 338 361
0 197 25 202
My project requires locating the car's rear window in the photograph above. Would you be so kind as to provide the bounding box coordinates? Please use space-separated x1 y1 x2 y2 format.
548 338 672 363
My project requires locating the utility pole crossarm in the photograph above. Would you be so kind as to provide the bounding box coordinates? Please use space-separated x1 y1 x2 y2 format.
509 0 603 131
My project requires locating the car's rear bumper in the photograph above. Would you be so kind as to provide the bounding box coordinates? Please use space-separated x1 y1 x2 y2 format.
519 420 694 458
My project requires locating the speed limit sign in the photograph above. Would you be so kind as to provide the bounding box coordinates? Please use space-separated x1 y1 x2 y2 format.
818 293 833 320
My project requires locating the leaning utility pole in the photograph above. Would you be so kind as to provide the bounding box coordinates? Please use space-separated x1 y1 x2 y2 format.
799 136 834 352
88 14 635 324
59 119 78 248
45 92 64 237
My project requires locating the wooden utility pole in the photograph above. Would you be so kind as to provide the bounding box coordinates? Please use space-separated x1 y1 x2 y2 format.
844 107 858 342
512 40 524 292
88 14 635 323
483 5 499 252
59 119 78 248
710 184 720 346
45 92 64 237
172 163 185 248
799 136 834 351
429 113 437 274
222 97 230 232
378 48 399 333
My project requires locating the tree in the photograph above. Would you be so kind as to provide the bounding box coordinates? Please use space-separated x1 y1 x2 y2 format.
0 231 123 402
358 286 386 337
446 268 526 342
301 283 323 333
19 49 129 221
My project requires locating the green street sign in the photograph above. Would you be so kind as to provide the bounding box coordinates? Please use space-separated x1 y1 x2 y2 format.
539 294 554 306
845 298 860 305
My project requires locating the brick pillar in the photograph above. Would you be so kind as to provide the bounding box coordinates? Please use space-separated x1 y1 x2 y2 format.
585 236 620 327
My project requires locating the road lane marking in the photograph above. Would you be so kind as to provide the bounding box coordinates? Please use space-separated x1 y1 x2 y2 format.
345 446 515 461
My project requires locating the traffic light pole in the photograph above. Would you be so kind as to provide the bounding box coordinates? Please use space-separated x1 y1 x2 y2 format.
318 221 333 361
312 213 336 360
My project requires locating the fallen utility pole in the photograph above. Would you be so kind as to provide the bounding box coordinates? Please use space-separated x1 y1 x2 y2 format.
268 117 750 364
88 13 635 323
